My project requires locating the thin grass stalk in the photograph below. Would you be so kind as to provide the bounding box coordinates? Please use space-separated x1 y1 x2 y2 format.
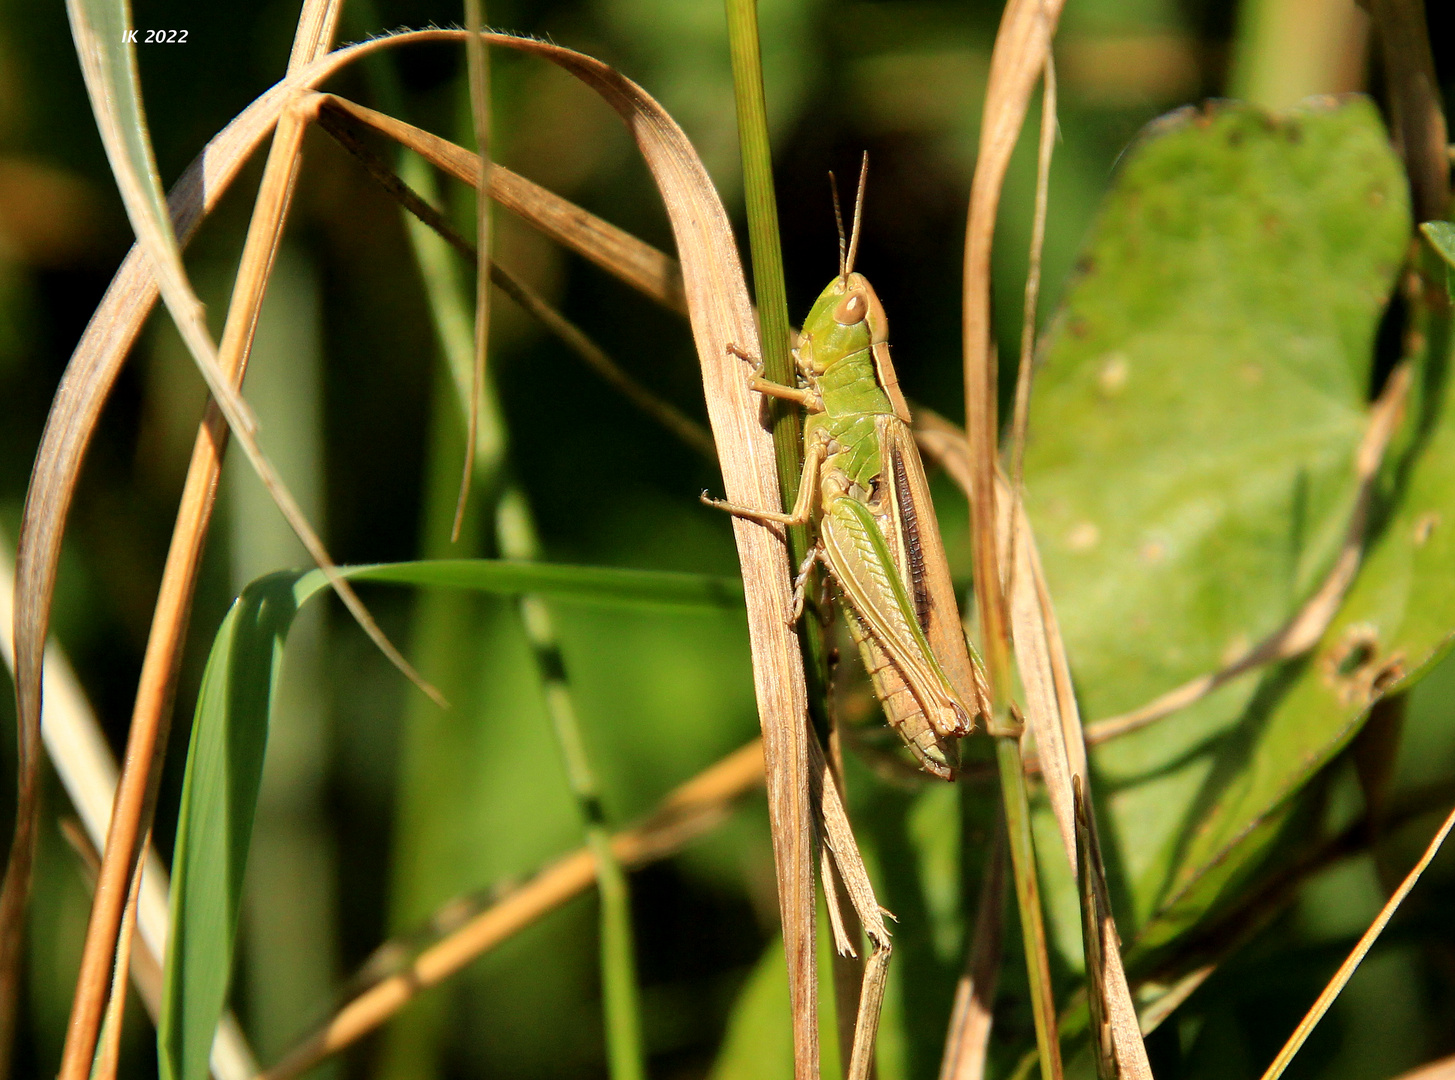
723 1 820 1075
499 494 648 1080
51 10 346 1078
939 816 1006 1080
960 9 1066 1075
996 735 1062 1080
387 57 646 1071
262 741 765 1080
1258 801 1455 1080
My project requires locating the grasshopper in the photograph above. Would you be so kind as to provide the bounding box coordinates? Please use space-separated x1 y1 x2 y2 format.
706 160 991 779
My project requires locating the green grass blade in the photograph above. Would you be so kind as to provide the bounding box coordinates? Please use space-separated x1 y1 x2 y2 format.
160 557 741 1080
723 0 799 526
351 559 743 611
159 574 303 1080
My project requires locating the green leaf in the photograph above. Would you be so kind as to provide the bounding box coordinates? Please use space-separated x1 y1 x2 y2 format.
1137 288 1455 952
159 559 743 1080
1023 97 1411 955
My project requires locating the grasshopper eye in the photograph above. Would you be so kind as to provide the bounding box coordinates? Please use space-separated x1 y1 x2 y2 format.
834 292 868 325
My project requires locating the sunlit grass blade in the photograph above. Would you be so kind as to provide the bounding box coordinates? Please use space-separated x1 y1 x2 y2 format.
1258 801 1455 1080
48 6 354 1080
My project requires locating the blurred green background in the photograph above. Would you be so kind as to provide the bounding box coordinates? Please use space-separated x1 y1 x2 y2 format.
1 1 1454 1079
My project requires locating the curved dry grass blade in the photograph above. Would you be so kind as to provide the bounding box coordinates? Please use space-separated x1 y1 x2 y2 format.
451 5 493 543
0 535 257 1080
261 741 765 1080
1258 801 1455 1080
961 0 1065 696
53 6 368 1077
1083 361 1411 745
478 35 820 1076
310 115 714 458
315 95 688 314
1005 53 1056 599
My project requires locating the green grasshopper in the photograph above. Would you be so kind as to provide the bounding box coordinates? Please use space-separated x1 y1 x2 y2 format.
706 163 991 779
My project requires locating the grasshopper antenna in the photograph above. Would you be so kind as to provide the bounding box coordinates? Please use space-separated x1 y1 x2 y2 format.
845 151 869 277
830 170 847 282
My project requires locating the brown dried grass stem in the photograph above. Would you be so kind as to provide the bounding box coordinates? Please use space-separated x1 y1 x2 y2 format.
261 741 764 1080
314 95 688 314
1005 53 1056 604
311 107 715 459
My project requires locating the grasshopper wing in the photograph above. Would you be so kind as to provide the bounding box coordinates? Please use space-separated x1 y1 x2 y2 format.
822 495 974 748
879 416 992 733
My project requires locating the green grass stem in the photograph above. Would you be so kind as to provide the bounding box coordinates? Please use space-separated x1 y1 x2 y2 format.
996 731 1064 1080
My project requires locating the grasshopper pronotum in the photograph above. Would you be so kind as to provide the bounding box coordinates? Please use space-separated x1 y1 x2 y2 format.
706 158 992 780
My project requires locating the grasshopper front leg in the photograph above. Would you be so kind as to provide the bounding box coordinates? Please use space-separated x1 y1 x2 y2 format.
700 437 826 526
728 341 823 411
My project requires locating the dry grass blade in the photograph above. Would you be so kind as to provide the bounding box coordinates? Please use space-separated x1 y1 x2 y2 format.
1369 0 1449 223
261 740 765 1080
6 38 464 1080
939 828 1006 1080
1005 52 1056 602
1083 361 1411 745
1258 801 1455 1080
308 108 715 459
1073 779 1152 1080
806 732 890 1080
996 472 1083 869
484 36 819 1077
315 95 688 314
58 822 163 1021
53 6 369 1077
918 406 1149 1077
961 0 1065 692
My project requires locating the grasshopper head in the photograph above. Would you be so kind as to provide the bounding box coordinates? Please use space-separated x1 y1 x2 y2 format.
797 272 912 421
797 272 887 375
